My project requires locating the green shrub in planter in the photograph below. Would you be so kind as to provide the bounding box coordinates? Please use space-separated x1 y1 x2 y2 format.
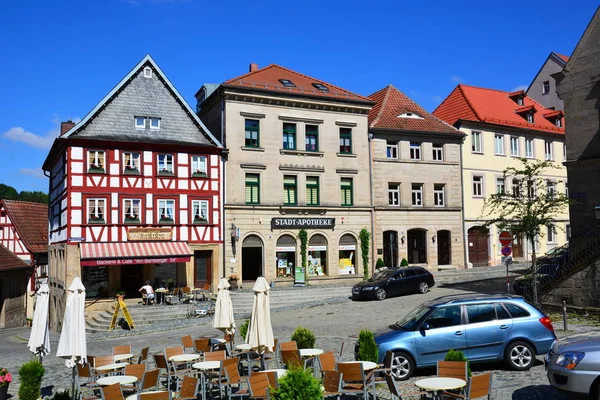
376 258 385 269
400 258 409 266
51 389 72 400
291 327 316 349
240 319 250 341
357 329 378 363
18 360 45 400
271 365 322 400
444 349 472 377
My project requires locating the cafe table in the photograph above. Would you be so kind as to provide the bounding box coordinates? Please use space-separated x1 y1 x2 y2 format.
125 390 169 400
114 353 135 362
97 375 138 386
415 377 467 400
154 288 168 305
262 369 288 379
95 363 126 373
169 354 200 363
299 348 324 358
352 361 378 370
192 361 221 399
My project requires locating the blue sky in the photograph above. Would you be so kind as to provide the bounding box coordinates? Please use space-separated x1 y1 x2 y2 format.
0 0 596 192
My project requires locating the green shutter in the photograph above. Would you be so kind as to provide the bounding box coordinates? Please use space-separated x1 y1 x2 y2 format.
341 178 353 206
245 174 260 204
283 176 297 205
306 176 319 205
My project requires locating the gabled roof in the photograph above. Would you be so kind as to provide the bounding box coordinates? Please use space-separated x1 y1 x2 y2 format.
554 53 570 63
222 64 372 104
433 84 565 134
0 244 29 271
526 52 570 93
563 6 600 73
61 54 222 147
368 85 461 135
1 200 48 254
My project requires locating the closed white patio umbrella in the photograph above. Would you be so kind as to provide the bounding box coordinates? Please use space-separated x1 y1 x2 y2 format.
28 283 51 360
56 277 87 368
246 277 274 354
213 278 236 352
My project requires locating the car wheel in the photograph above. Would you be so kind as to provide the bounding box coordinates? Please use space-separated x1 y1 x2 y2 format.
375 288 387 301
390 351 415 380
505 341 535 370
419 282 429 294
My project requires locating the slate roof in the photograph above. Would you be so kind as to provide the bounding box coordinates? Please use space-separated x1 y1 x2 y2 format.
0 244 30 271
60 55 221 148
222 64 372 104
1 200 48 254
433 84 565 134
368 85 461 135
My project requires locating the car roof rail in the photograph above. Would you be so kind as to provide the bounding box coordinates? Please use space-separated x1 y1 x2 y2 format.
430 293 524 305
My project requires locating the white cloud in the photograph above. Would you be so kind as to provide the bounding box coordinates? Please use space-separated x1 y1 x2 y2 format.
19 168 46 179
451 75 463 84
3 127 57 149
432 95 443 103
512 85 528 92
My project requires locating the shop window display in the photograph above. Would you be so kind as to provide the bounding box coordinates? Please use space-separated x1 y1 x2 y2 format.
276 234 296 277
308 234 327 276
338 234 357 274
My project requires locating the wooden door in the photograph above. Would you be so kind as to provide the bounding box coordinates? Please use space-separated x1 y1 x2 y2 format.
437 230 451 265
512 232 524 258
468 227 489 266
383 231 398 268
194 250 212 288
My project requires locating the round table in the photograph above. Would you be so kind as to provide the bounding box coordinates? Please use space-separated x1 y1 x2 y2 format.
114 353 134 362
95 363 126 372
355 361 378 370
236 343 252 351
169 354 200 362
125 390 168 400
299 348 324 358
155 289 168 305
415 377 467 400
97 375 138 386
262 369 288 378
192 361 221 399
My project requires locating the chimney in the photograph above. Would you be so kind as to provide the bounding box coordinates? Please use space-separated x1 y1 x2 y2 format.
60 120 75 136
249 63 259 72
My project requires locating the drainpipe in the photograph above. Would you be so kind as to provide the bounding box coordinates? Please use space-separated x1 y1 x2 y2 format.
459 134 469 269
368 132 376 275
220 97 227 279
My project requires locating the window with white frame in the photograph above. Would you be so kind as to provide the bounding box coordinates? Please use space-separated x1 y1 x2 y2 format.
472 176 483 197
157 154 174 175
123 152 140 174
512 179 521 198
191 155 207 177
191 200 209 224
510 137 519 156
542 81 550 95
547 224 557 243
494 134 504 155
135 117 145 129
547 180 556 198
410 142 421 160
123 199 141 223
87 150 105 173
386 141 398 159
388 183 400 206
434 184 445 207
496 177 505 195
545 141 553 160
150 118 160 129
87 198 106 223
471 131 482 153
555 117 562 127
158 199 175 223
411 183 423 206
527 113 534 123
432 144 443 161
525 138 534 158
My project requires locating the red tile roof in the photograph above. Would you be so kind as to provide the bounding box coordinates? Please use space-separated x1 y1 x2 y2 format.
1 200 48 254
554 53 570 63
368 85 461 135
223 64 372 103
432 84 565 134
0 244 29 271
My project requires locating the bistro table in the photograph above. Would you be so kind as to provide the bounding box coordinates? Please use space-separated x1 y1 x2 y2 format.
114 353 135 362
354 361 378 370
155 288 168 305
262 369 288 379
299 348 324 358
125 390 169 400
169 354 200 363
95 363 126 372
193 361 221 399
97 375 138 386
415 377 467 400
235 344 252 351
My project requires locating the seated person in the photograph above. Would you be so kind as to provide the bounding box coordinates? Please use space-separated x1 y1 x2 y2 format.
139 280 155 305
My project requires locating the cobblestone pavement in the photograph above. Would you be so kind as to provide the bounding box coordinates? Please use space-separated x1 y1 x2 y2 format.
1 265 595 399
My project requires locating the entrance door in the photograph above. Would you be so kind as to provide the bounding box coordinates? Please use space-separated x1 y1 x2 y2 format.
407 229 427 264
512 232 524 258
242 235 263 281
383 231 398 268
120 265 144 297
437 230 451 265
194 250 212 288
468 227 489 266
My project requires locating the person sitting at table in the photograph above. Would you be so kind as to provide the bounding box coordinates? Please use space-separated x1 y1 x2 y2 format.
139 280 155 305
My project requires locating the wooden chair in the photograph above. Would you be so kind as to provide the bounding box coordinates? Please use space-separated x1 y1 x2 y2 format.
180 287 194 303
139 369 160 392
164 347 189 390
437 360 468 396
204 350 227 362
100 383 124 400
262 338 279 369
248 372 272 399
152 354 169 387
172 376 199 400
141 288 154 305
194 338 212 354
317 351 337 376
222 357 249 400
280 349 303 369
165 288 180 305
443 372 492 400
93 355 116 375
279 341 298 351
382 370 428 400
136 347 150 364
336 362 368 399
322 370 343 399
181 335 194 353
139 392 170 400
121 363 147 393
75 362 100 400
113 345 132 355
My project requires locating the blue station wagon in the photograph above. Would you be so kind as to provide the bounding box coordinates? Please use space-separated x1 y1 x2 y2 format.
369 294 556 379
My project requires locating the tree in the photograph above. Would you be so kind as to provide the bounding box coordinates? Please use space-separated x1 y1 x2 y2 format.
480 158 572 306
0 184 48 204
359 228 370 280
0 184 19 200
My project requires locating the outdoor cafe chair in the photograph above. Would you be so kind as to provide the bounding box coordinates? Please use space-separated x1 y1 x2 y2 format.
151 354 169 387
322 370 343 399
100 383 125 400
317 351 336 377
135 347 150 364
437 360 469 396
194 338 212 355
139 392 171 400
121 363 147 393
204 350 227 362
181 335 194 353
140 369 161 392
113 345 132 356
172 375 199 400
222 357 249 400
165 288 180 305
382 371 427 400
75 362 101 400
442 372 492 400
248 372 272 399
261 338 279 369
181 287 195 303
280 349 303 369
336 362 368 399
141 288 154 305
164 347 191 390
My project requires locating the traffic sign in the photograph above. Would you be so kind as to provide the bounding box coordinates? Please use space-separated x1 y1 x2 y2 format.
501 246 512 257
499 231 512 246
501 256 513 265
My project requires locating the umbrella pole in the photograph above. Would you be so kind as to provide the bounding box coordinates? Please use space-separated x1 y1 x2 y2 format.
71 366 75 400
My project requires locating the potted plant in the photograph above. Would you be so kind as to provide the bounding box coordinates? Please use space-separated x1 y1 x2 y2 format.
18 360 44 400
192 170 207 178
0 368 13 400
239 319 250 341
228 275 239 290
291 327 316 349
270 365 322 399
356 329 379 363
116 291 126 302
193 215 209 224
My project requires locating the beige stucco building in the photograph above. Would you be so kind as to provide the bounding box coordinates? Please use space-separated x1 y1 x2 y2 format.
198 64 374 284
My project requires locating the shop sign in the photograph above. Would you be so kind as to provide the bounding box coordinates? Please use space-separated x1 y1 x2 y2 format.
275 246 296 252
81 256 190 267
339 245 356 251
308 245 327 251
127 227 172 241
271 217 335 229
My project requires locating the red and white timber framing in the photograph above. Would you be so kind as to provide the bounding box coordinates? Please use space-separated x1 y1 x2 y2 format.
0 204 31 263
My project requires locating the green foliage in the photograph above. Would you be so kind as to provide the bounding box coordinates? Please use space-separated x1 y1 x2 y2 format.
240 319 250 341
400 258 409 267
51 389 72 400
298 229 308 282
359 228 370 280
18 360 45 400
116 291 126 295
376 258 385 269
271 365 322 400
357 329 378 363
0 184 48 204
444 349 472 377
291 327 316 349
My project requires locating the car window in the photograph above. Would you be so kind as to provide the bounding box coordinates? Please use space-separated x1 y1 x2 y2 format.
414 269 427 276
371 270 395 281
466 304 497 323
425 306 462 329
503 303 531 318
391 271 403 280
395 305 431 330
404 269 416 277
495 303 510 319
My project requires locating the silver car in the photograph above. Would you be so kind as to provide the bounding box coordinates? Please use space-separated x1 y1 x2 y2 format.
546 336 600 398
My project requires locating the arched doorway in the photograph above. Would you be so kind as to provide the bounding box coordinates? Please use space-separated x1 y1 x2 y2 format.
407 229 427 264
242 234 263 281
383 231 398 268
468 226 489 266
275 234 296 278
338 234 357 275
437 230 451 265
308 234 328 276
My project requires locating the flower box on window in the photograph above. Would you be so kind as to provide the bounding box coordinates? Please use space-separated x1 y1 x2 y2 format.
193 216 209 224
159 215 174 224
124 216 140 224
88 216 105 224
124 167 140 175
192 170 208 178
158 169 174 176
88 165 105 174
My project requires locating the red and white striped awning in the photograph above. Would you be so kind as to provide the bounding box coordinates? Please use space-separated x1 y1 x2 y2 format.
80 242 192 267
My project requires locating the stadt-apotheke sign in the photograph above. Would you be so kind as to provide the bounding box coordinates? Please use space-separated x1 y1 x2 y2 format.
271 217 335 230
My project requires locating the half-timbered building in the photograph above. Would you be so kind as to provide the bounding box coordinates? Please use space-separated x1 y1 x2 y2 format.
42 55 223 329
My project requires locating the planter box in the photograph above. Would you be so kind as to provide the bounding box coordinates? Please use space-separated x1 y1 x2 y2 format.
228 280 238 290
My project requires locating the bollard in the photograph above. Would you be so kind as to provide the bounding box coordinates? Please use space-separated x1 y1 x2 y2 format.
562 300 568 331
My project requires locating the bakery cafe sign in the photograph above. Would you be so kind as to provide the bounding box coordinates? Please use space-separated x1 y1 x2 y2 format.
127 227 173 241
271 217 335 230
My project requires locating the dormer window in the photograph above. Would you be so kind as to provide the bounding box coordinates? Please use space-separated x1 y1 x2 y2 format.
398 112 424 119
143 67 152 78
312 83 329 91
150 118 160 129
279 79 296 88
517 97 524 106
509 90 526 106
135 117 145 129
555 118 562 127
527 113 534 123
